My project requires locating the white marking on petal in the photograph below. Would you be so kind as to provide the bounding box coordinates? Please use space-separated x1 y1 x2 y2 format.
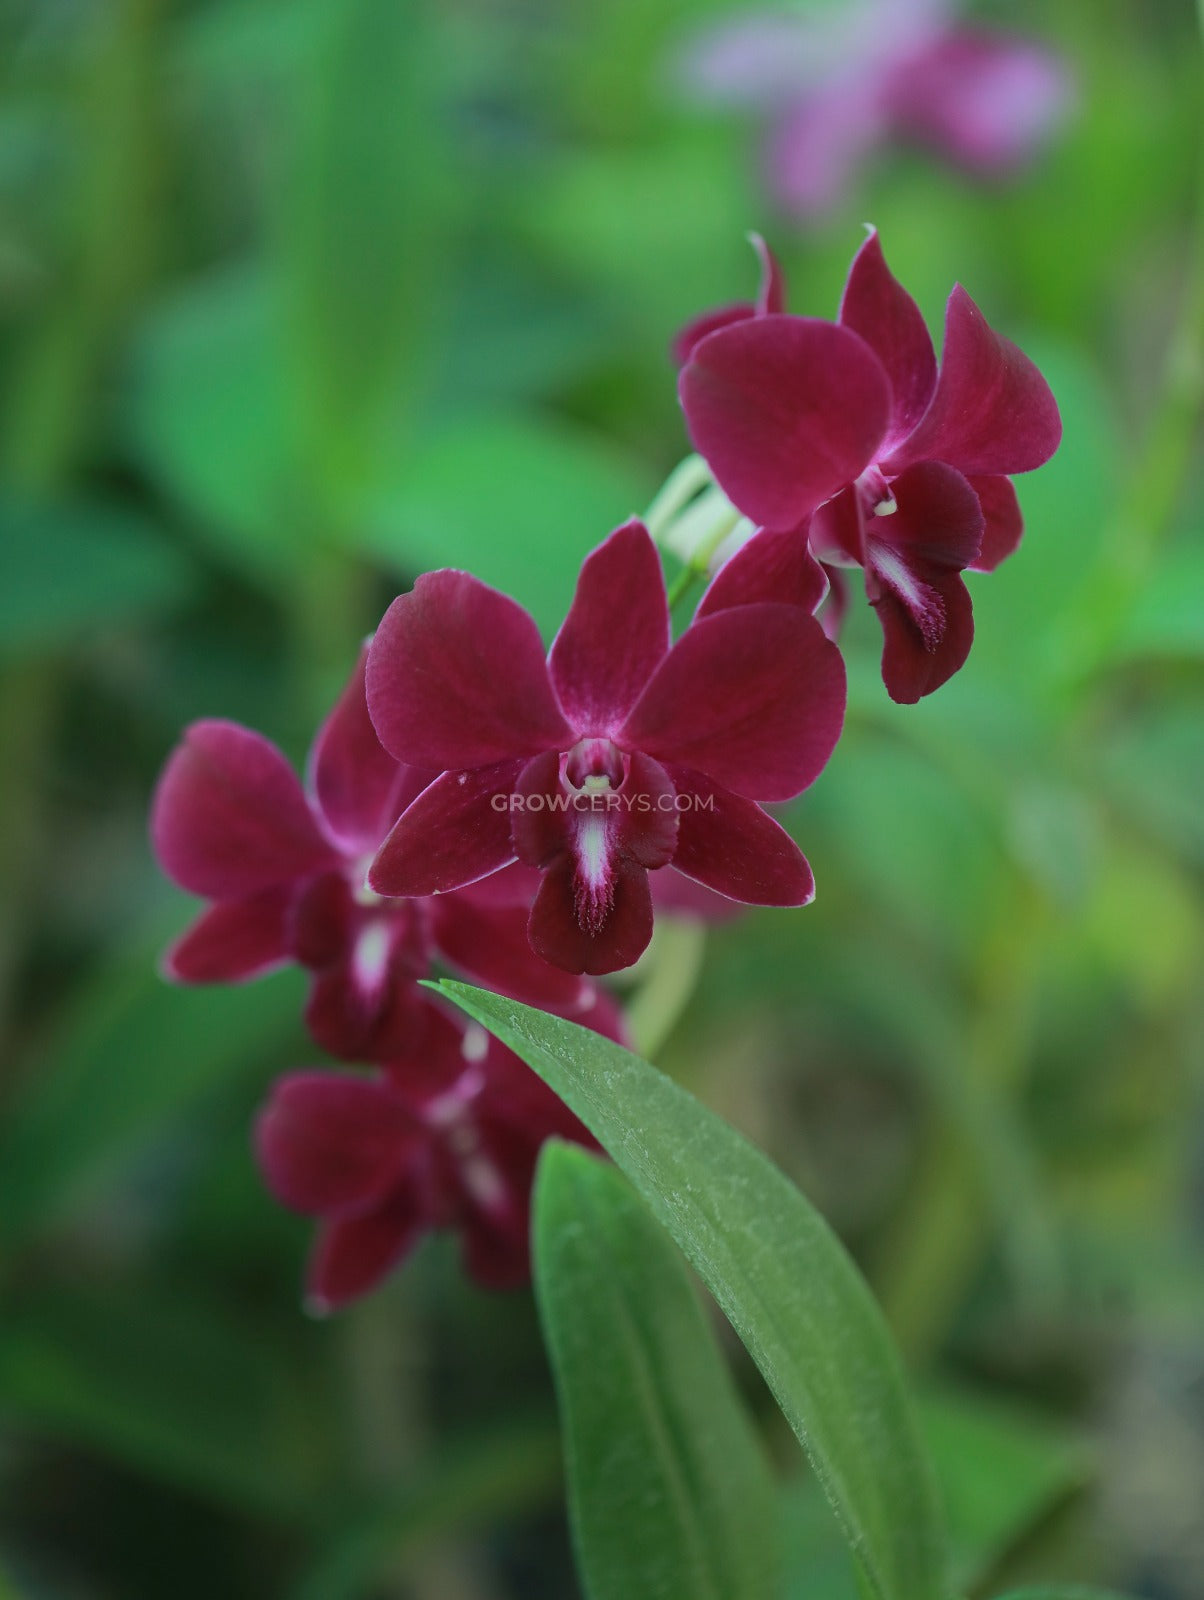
461 1023 489 1063
577 814 609 888
869 540 946 651
352 920 392 998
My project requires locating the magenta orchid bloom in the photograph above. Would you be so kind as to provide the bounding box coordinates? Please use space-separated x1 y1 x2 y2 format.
673 0 1073 221
365 519 845 976
255 1005 605 1309
151 647 590 1060
678 231 1062 702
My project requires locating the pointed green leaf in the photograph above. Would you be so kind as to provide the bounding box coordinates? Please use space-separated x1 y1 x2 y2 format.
535 1143 780 1600
429 982 948 1600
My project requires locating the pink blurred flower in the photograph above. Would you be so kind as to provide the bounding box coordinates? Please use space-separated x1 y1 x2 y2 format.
673 0 1073 219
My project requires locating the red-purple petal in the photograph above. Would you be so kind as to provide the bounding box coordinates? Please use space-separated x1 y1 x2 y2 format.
839 230 938 450
867 461 985 578
967 473 1023 571
303 950 429 1062
548 521 670 734
307 1194 426 1312
817 564 851 642
163 888 293 983
430 894 592 1012
366 570 571 770
651 868 746 924
882 285 1061 478
679 315 892 530
671 301 756 368
309 644 425 853
861 462 982 704
255 1072 419 1216
151 721 337 899
872 570 974 704
622 603 846 802
368 762 522 897
697 526 827 618
666 768 815 906
527 857 655 976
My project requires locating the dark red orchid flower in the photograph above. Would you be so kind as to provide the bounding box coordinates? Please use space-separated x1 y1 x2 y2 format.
255 1003 607 1309
677 231 1061 702
366 519 845 976
150 647 590 1059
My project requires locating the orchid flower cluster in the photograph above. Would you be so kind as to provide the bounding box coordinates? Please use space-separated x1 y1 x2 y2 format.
151 231 1059 1309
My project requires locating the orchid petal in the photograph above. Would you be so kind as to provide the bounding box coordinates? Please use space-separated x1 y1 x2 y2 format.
368 762 522 897
548 521 670 734
887 30 1073 175
671 301 756 368
882 285 1061 477
164 888 292 983
666 769 816 905
255 1072 418 1217
527 857 655 976
872 569 974 703
367 571 570 770
307 1196 426 1312
670 234 785 365
839 229 937 448
303 942 429 1062
309 644 424 852
623 603 846 802
764 80 888 221
680 315 892 531
431 894 593 1012
151 720 336 899
698 526 827 618
967 473 1023 571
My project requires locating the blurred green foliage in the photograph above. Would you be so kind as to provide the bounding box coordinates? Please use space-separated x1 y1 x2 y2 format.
1 0 1201 1596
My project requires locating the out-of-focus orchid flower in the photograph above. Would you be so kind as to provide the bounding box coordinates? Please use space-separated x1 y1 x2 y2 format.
151 647 592 1060
672 0 1073 220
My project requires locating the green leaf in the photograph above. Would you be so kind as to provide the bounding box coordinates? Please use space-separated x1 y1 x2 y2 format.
430 982 948 1600
360 413 657 635
0 927 305 1248
0 496 194 655
534 1143 781 1600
